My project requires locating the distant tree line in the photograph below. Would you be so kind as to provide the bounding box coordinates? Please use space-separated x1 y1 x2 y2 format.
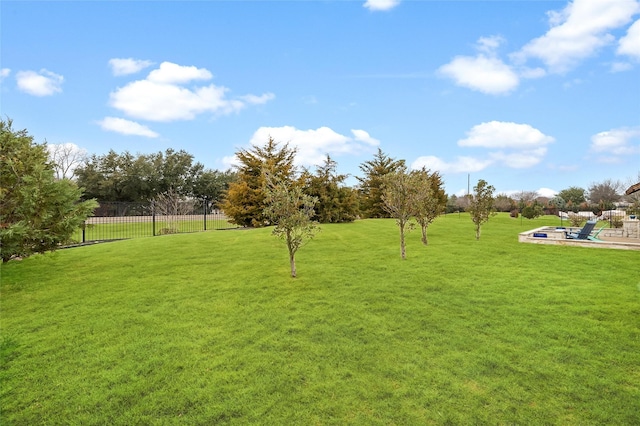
5 115 637 264
446 180 636 221
75 149 236 207
63 137 638 225
53 135 638 224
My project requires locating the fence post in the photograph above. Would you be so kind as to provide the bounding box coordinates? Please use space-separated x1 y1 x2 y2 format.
152 205 156 237
82 221 86 243
203 198 207 231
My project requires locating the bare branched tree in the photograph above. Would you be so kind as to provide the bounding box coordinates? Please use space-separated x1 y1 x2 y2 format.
151 189 195 234
47 142 87 180
513 190 539 208
588 179 622 207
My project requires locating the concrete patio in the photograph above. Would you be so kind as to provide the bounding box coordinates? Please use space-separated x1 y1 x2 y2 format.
519 220 640 251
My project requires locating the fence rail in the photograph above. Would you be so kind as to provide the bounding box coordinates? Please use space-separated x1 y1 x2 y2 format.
75 201 239 243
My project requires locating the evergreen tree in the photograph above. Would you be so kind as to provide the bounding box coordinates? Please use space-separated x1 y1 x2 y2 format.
0 119 97 262
356 148 405 218
521 202 544 219
300 155 358 223
222 137 296 227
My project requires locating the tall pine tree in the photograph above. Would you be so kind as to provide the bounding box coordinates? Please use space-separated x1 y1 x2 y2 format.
300 155 359 223
222 137 297 227
356 148 405 218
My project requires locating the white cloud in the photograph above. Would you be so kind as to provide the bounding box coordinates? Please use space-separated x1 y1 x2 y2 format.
16 69 63 96
476 35 506 54
411 155 493 174
537 188 558 198
221 155 240 169
351 129 380 146
363 0 400 12
590 126 640 156
458 121 555 149
501 188 558 198
514 0 640 73
610 61 634 72
593 156 624 164
245 126 379 167
548 163 579 172
519 67 546 79
411 121 554 174
109 58 154 76
97 117 159 138
438 36 520 95
146 62 212 84
438 55 519 95
440 1 640 94
617 19 640 59
0 68 10 81
239 93 276 105
109 61 274 122
489 148 549 169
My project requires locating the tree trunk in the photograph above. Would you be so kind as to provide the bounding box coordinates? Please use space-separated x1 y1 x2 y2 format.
475 225 481 240
421 225 428 245
400 222 406 259
287 231 297 277
290 253 297 278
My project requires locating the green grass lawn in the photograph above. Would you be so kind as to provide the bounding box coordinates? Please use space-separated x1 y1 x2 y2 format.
1 214 639 424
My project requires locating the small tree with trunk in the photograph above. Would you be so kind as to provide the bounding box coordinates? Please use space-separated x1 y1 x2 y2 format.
521 202 544 219
382 169 415 259
150 188 196 234
411 168 446 245
468 179 497 240
263 173 319 278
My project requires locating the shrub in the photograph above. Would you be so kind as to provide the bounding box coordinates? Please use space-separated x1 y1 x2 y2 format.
568 214 585 227
510 209 519 218
160 227 179 235
521 204 544 220
1 119 97 262
612 217 624 229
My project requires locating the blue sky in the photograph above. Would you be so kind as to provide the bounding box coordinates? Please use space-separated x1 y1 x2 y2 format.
2 0 639 197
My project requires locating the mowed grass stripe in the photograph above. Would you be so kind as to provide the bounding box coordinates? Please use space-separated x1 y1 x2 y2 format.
1 214 639 424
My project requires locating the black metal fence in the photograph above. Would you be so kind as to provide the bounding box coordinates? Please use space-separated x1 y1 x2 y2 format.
76 200 239 243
